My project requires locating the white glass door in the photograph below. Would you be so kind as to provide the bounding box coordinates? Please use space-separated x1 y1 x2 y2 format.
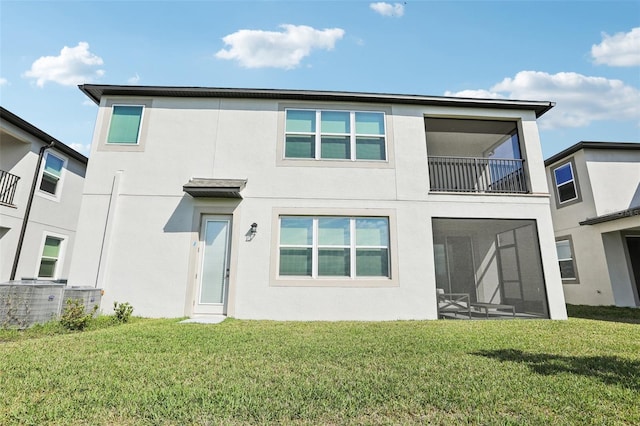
195 216 231 315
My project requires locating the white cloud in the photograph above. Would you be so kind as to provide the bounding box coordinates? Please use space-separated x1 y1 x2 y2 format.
215 24 345 69
23 42 105 87
370 2 405 17
127 73 140 84
445 71 640 129
0 77 8 86
68 142 91 156
444 89 505 99
591 27 640 67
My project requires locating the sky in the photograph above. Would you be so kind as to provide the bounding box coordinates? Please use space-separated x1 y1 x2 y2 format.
1 0 638 158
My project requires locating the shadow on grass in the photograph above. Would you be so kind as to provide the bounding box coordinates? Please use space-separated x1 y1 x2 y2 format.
473 349 640 391
566 304 640 324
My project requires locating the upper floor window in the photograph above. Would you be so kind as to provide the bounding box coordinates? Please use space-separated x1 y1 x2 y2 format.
107 105 144 144
39 152 66 198
278 216 390 278
285 109 386 161
552 159 580 206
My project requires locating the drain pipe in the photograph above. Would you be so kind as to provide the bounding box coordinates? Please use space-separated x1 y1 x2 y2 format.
10 141 55 280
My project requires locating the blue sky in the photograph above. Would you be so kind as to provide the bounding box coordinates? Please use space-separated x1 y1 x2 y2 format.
1 0 638 157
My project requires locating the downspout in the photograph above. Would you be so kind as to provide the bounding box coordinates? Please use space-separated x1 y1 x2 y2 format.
10 141 55 280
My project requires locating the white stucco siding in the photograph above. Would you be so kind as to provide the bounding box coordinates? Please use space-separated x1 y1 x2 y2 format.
87 195 193 317
602 231 637 307
585 149 640 216
68 94 565 319
66 195 112 288
1 120 86 282
229 197 435 320
0 215 22 280
518 116 548 194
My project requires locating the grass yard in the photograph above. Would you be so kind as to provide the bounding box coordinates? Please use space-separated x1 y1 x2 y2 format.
1 306 639 425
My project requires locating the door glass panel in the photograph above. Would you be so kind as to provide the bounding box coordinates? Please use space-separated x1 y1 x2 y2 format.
201 220 229 304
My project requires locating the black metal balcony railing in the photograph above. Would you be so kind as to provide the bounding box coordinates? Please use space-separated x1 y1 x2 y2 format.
0 170 20 207
428 156 527 194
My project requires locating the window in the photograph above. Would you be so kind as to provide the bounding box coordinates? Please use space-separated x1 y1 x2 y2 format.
107 105 144 144
285 109 386 161
556 238 578 282
38 236 64 279
39 152 66 197
278 216 390 278
553 160 580 205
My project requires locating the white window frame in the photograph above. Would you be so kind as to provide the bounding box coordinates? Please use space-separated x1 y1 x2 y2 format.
284 108 388 162
36 151 67 202
277 216 391 279
106 104 145 145
36 232 67 280
556 237 579 283
553 160 580 206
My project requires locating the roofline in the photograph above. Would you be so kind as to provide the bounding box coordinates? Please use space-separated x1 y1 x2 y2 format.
0 107 88 164
579 206 640 226
78 84 555 118
545 141 640 167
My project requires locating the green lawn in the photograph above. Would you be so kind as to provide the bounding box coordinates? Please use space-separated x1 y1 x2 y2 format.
1 306 639 425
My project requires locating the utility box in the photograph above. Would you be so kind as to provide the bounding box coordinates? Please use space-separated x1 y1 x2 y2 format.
62 287 102 316
0 281 66 329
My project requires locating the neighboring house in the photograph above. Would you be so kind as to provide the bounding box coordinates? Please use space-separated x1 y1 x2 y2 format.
545 141 640 307
0 107 88 282
68 84 567 320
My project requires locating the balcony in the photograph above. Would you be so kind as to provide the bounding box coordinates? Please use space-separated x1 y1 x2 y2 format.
425 117 528 195
0 170 20 207
428 156 527 193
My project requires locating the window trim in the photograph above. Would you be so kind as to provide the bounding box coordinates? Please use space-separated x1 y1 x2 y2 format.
284 108 388 162
555 235 579 284
107 104 145 145
276 103 395 169
98 98 153 152
551 158 581 208
36 151 67 202
36 232 67 280
270 208 398 287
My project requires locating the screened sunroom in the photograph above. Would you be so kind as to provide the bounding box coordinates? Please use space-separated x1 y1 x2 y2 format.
432 218 549 319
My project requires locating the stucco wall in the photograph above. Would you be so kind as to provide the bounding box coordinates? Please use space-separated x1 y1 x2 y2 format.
69 96 566 319
0 119 86 282
546 146 640 307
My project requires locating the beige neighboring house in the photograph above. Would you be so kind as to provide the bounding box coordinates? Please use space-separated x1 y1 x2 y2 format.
0 107 88 282
545 141 640 307
68 84 567 320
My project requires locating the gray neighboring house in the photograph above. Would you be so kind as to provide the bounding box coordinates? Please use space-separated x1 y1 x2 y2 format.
68 84 568 320
0 107 88 282
545 141 640 307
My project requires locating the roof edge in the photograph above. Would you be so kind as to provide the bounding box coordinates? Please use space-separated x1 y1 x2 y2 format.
545 141 640 167
579 206 640 226
0 106 88 164
78 84 555 117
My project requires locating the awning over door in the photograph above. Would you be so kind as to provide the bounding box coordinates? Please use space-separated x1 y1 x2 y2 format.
183 178 247 198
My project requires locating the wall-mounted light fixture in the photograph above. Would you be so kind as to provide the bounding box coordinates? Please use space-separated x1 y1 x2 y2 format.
246 222 258 241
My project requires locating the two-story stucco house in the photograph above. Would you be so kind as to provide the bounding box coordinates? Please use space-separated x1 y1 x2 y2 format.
545 141 640 307
68 85 567 320
0 107 88 282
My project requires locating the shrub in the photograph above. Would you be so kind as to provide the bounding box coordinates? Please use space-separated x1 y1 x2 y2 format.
60 299 98 331
113 301 134 323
